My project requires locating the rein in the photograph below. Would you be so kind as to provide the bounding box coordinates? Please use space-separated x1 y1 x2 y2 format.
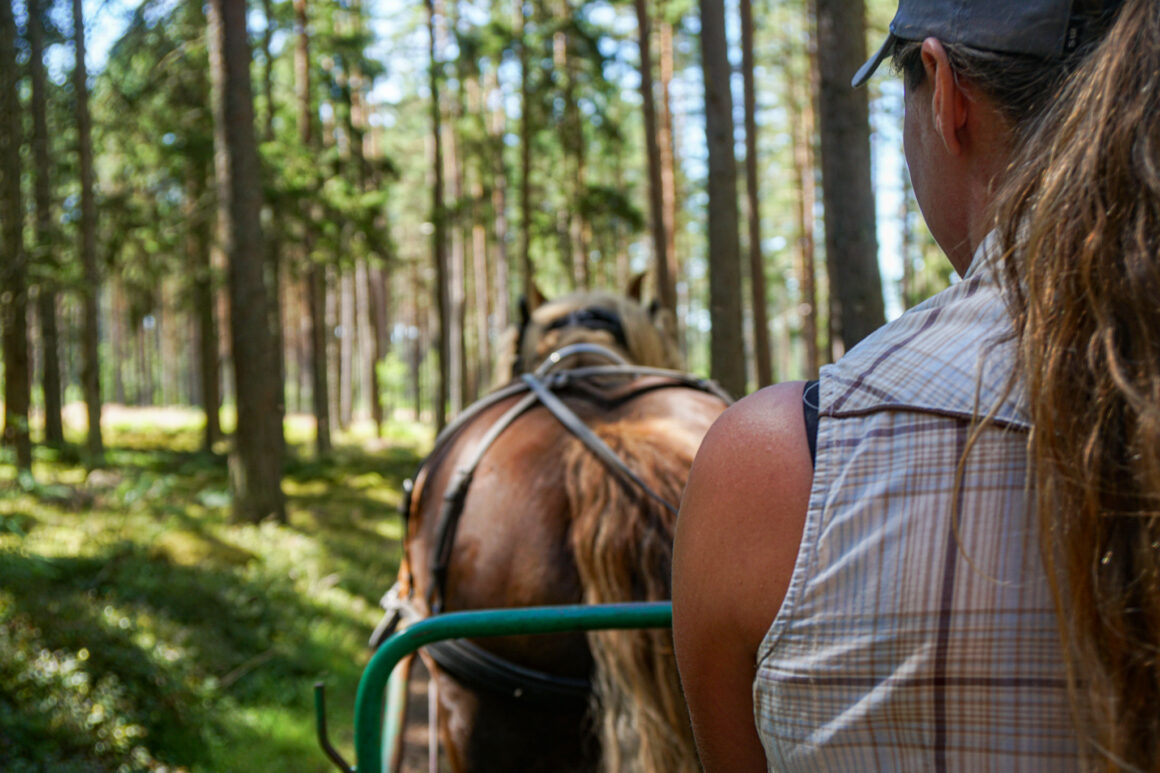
372 343 731 705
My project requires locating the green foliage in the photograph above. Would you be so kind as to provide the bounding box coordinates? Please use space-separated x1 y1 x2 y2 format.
0 414 424 772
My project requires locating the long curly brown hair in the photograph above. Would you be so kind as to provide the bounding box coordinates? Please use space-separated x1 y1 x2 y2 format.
995 2 1160 767
897 1 1160 768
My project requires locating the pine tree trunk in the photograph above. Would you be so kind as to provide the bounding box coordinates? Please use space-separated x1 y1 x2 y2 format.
790 72 820 378
111 285 126 404
0 0 30 471
486 67 511 336
295 0 330 453
466 66 492 395
445 120 466 417
900 160 914 310
28 0 63 447
297 280 311 414
813 0 884 351
516 0 535 302
444 6 467 413
426 0 450 431
354 260 375 426
261 0 276 142
339 269 354 429
73 0 103 462
368 264 389 432
635 0 675 315
658 16 679 317
740 0 772 387
553 0 588 291
207 0 286 523
409 260 424 421
189 156 222 451
698 0 746 398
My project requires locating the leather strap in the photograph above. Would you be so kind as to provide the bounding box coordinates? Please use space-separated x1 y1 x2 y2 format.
424 638 591 705
521 372 679 516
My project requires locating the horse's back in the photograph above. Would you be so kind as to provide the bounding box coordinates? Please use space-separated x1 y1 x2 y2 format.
404 375 727 773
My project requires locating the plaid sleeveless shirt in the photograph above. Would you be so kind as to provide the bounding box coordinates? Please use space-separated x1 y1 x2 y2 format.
754 241 1076 771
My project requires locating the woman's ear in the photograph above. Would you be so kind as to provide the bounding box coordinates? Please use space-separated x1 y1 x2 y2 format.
921 37 968 156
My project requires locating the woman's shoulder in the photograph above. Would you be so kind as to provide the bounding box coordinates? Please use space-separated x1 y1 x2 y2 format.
674 381 814 656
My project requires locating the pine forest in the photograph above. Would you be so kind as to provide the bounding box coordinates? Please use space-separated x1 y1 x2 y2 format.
0 0 955 768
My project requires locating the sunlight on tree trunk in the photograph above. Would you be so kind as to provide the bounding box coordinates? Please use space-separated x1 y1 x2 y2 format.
207 0 285 523
636 0 674 316
28 0 63 449
740 0 772 388
73 0 103 463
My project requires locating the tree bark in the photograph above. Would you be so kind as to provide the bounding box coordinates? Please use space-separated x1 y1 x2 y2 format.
261 0 276 143
658 16 679 318
339 269 354 429
255 0 285 461
900 160 914 310
443 8 466 416
516 0 535 302
354 260 375 425
207 0 286 523
409 260 424 420
368 263 390 432
426 0 450 431
698 0 746 398
73 0 103 462
487 67 511 336
813 0 884 351
189 163 222 449
465 71 491 396
28 0 63 448
1 0 30 471
554 0 588 291
790 70 820 378
295 0 330 454
740 0 772 387
635 0 674 315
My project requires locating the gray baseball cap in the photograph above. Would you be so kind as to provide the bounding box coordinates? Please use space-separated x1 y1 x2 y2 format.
852 0 1092 87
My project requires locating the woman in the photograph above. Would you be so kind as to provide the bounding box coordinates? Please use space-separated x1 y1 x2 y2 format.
673 1 1160 770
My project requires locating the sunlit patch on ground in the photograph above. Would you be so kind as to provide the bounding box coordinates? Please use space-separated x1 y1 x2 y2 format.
0 405 427 771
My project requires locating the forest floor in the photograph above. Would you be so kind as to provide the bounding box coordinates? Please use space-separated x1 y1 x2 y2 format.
0 406 431 772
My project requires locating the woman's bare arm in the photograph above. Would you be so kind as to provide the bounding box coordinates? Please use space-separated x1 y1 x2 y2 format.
672 382 814 772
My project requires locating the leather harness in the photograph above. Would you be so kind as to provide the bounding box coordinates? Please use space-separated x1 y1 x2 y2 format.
371 341 731 704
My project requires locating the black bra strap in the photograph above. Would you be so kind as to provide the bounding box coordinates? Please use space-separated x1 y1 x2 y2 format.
802 380 819 467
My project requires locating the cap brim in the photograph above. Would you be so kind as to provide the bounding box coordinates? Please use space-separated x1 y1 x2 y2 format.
851 32 897 88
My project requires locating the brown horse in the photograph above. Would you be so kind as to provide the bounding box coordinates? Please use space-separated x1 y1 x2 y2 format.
395 286 730 772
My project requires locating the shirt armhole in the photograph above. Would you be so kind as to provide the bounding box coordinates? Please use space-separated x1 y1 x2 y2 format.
803 379 820 467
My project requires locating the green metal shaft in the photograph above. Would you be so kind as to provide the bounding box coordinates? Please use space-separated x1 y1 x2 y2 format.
353 601 673 773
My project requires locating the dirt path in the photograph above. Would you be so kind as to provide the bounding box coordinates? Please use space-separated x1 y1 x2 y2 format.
394 656 450 773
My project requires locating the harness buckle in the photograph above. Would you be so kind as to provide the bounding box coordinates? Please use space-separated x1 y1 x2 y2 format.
370 582 421 650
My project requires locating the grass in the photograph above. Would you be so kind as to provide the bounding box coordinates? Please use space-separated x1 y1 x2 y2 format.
0 407 430 772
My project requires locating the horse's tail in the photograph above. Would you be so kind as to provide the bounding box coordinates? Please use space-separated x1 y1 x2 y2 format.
564 417 700 773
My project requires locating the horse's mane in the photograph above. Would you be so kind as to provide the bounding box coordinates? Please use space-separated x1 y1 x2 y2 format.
493 290 683 385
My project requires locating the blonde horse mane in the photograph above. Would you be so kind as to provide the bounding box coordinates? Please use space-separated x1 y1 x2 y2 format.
493 287 683 384
565 418 701 773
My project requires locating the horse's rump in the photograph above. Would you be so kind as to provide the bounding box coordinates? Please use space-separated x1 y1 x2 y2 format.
403 373 726 772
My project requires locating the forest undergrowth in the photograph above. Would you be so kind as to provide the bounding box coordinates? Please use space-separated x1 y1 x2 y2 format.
0 407 428 772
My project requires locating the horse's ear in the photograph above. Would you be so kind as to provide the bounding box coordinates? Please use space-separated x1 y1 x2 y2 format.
519 296 531 327
529 281 546 311
627 272 646 302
